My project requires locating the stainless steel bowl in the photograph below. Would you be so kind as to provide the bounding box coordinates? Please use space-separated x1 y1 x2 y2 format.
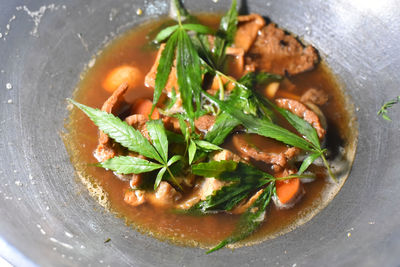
0 0 399 266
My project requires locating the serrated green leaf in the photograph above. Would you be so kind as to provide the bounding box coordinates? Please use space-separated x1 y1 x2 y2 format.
167 155 182 166
152 30 179 115
99 156 163 174
298 151 322 175
154 166 167 189
205 112 240 145
207 182 274 253
193 140 222 151
204 93 315 151
191 160 238 178
154 25 179 43
182 24 213 34
176 28 202 122
68 99 162 162
213 0 237 68
146 120 169 164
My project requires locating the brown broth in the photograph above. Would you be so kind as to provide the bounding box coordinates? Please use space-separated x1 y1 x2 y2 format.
64 14 357 248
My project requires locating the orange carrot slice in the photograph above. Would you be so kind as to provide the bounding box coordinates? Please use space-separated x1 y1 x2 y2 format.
276 178 301 204
131 98 160 119
102 65 142 93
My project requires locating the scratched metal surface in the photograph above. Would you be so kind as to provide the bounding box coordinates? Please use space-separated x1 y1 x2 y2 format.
0 0 399 266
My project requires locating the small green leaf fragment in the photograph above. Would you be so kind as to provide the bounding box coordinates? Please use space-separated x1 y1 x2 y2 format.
191 160 238 178
193 140 222 151
154 24 179 43
100 156 163 174
154 167 167 190
298 151 322 175
167 155 182 166
182 24 213 34
188 139 197 164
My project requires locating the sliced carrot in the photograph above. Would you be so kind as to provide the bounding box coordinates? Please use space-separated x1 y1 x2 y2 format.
276 178 301 204
102 65 142 93
275 90 301 101
131 98 160 119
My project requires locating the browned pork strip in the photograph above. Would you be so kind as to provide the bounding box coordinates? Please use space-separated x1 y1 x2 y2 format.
275 98 326 139
94 83 129 162
195 114 216 133
125 114 150 141
232 134 300 168
245 24 319 75
235 14 266 52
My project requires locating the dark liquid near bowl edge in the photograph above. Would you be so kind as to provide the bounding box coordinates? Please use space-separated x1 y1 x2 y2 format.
64 14 357 248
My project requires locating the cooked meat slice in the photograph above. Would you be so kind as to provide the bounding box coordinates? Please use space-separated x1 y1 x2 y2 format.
198 178 225 201
162 116 181 133
230 188 264 214
195 115 216 133
232 134 300 168
125 114 150 140
124 190 146 207
212 149 242 162
94 143 117 162
144 43 179 94
275 98 326 139
273 168 305 209
235 14 266 52
245 23 319 75
148 181 182 207
94 83 129 162
130 174 142 188
226 47 245 77
300 88 328 106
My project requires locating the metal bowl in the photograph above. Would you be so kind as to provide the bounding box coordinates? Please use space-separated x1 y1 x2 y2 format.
0 0 399 266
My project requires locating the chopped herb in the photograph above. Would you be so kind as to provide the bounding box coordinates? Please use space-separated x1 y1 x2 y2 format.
378 96 400 121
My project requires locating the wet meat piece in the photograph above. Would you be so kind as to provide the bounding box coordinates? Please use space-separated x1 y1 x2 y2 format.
195 150 242 202
232 135 300 168
275 98 326 139
226 47 245 77
162 116 181 133
124 190 146 207
246 24 319 75
149 181 182 207
300 88 328 106
230 188 264 214
125 114 150 140
94 83 129 162
235 14 266 52
212 149 242 162
195 115 216 132
198 178 226 201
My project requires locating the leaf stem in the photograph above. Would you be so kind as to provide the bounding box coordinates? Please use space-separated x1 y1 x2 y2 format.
321 153 337 182
166 166 183 191
216 73 225 100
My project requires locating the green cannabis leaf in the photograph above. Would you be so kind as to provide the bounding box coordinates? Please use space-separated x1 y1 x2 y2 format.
378 96 400 121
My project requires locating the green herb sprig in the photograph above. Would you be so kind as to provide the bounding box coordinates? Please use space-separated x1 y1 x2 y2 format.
68 99 182 190
378 96 400 121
